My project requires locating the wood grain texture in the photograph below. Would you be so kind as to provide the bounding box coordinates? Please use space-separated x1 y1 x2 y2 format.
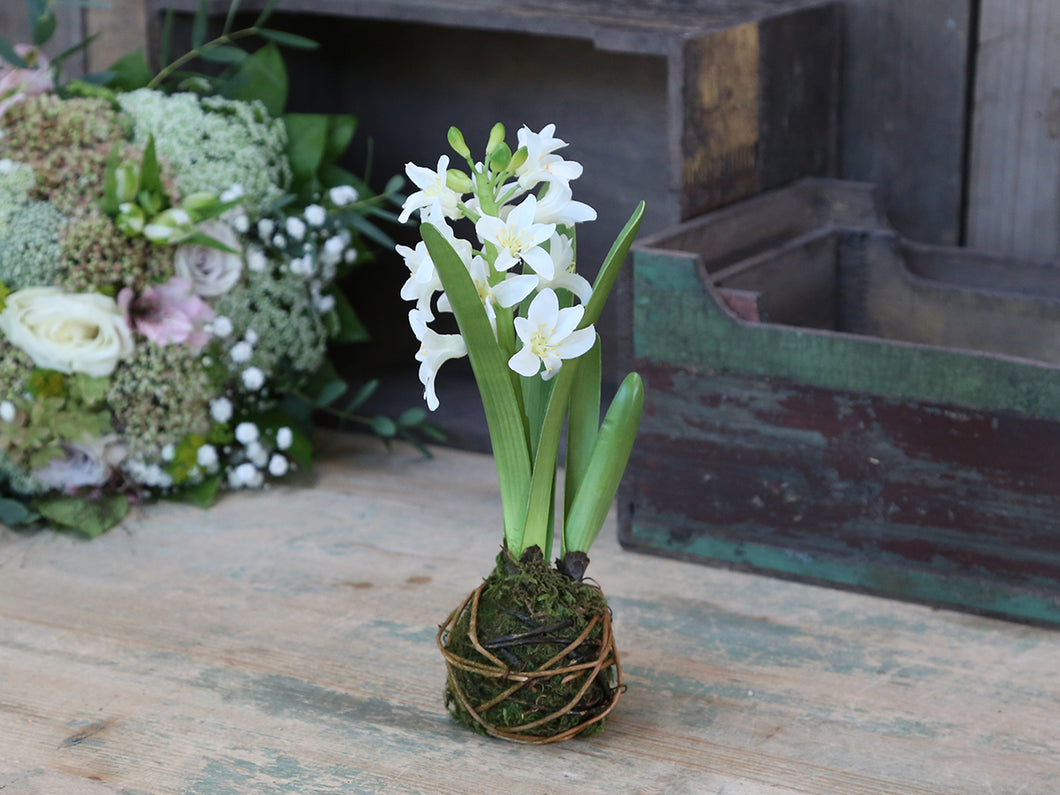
1 434 1058 793
623 181 1060 624
841 0 971 246
967 0 1060 259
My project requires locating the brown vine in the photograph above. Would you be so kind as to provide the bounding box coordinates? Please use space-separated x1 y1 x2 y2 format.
437 579 624 744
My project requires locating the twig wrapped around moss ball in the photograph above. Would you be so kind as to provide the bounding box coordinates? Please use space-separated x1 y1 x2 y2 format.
438 549 623 744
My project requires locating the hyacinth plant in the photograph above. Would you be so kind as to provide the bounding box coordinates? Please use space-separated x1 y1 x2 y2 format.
398 123 644 742
0 0 433 538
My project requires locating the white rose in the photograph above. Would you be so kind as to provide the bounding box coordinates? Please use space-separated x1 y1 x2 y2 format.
174 220 244 297
0 287 134 377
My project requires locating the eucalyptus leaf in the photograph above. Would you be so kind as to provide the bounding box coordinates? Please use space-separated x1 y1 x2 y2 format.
37 494 130 538
315 379 348 407
198 45 247 64
191 0 210 49
253 0 281 27
258 29 320 50
371 415 397 438
222 0 242 35
346 379 378 411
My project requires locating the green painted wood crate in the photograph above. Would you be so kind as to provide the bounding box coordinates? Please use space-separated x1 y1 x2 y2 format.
619 179 1060 625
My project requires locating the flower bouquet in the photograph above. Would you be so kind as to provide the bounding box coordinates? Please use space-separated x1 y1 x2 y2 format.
397 123 644 742
0 0 427 537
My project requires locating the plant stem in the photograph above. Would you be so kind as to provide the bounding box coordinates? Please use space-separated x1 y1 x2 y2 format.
148 27 259 90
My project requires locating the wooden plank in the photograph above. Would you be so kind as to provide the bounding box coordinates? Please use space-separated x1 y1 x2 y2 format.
967 0 1060 259
84 0 148 74
841 0 972 246
1 434 1059 793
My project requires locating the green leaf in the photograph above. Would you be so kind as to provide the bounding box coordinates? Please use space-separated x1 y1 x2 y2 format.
563 372 644 554
198 45 248 64
346 379 378 411
159 8 175 68
323 114 356 163
0 497 35 526
337 209 395 250
564 338 601 518
582 200 645 328
105 49 153 91
282 113 327 185
420 222 531 548
315 379 347 407
140 134 163 196
38 495 130 539
371 415 397 438
31 8 57 47
180 474 222 508
222 0 242 35
191 0 210 49
258 29 320 50
253 0 281 27
328 290 370 343
49 31 101 78
220 42 287 117
398 407 426 427
0 35 27 68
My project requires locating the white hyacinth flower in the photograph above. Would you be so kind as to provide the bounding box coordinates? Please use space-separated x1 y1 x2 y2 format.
508 288 596 381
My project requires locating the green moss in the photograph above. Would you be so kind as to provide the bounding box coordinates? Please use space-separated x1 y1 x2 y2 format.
441 547 620 741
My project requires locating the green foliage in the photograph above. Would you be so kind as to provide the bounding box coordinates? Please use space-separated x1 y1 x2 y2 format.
37 494 129 538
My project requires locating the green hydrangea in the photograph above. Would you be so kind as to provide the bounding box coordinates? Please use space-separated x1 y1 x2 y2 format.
0 159 37 220
0 200 66 289
0 94 128 214
58 206 173 293
215 269 329 394
0 339 32 404
106 343 214 461
118 89 291 217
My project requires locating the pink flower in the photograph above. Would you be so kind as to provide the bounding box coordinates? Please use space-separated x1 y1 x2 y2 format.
0 45 54 119
119 277 215 352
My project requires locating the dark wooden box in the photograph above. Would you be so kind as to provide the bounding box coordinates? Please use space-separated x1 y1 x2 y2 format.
620 178 1060 625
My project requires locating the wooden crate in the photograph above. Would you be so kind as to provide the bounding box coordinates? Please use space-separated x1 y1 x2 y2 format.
149 0 841 384
620 178 1060 625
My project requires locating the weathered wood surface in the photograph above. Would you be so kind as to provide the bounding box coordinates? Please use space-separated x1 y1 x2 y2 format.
151 0 840 391
967 0 1060 260
1 434 1059 794
840 0 972 246
623 181 1060 624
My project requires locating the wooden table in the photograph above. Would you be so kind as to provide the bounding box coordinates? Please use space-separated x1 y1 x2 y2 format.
1 435 1057 794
